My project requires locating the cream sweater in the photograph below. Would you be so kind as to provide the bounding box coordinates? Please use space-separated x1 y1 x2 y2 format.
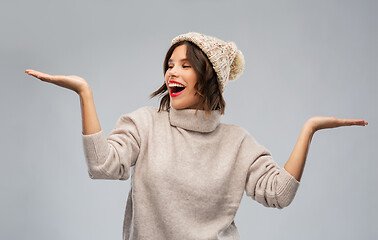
82 106 300 240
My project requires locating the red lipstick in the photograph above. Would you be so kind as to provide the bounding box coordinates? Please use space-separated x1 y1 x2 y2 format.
170 88 185 97
168 80 186 97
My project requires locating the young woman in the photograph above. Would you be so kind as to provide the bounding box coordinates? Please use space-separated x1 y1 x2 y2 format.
25 32 367 240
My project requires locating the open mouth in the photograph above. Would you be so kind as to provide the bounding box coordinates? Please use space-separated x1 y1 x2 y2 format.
171 86 185 94
168 81 186 97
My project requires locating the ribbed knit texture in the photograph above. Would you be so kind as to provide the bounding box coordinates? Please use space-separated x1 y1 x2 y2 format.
82 106 300 240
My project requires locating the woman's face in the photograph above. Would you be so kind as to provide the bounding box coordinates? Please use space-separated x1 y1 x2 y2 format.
165 44 202 110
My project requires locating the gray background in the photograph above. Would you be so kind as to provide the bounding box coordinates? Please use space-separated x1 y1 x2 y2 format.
1 0 377 239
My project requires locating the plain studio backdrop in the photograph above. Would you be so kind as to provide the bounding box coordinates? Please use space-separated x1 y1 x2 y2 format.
1 0 377 239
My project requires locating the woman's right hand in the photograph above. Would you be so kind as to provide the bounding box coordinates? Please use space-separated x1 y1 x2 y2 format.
25 69 90 95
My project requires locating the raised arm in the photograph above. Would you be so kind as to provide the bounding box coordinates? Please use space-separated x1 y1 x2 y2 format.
284 116 368 182
25 69 101 135
79 88 102 135
25 69 140 180
245 116 368 209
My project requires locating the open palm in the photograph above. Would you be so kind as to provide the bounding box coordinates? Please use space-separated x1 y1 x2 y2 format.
25 69 89 94
308 116 368 132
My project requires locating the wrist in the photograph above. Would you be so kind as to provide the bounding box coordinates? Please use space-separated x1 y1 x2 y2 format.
79 85 92 98
303 119 316 135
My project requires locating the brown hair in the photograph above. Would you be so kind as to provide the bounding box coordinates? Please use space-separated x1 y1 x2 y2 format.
149 40 226 118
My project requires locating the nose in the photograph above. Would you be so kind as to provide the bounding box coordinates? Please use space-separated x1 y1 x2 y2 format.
167 67 178 79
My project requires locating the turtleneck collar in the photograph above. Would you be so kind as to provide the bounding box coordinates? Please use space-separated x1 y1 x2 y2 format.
168 107 222 133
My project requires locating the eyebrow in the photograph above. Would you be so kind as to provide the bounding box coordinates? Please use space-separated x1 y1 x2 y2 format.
168 58 190 64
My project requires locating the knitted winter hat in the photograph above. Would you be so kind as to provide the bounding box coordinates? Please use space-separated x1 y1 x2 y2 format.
170 32 245 92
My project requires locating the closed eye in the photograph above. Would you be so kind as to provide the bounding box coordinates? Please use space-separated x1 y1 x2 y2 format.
167 65 191 69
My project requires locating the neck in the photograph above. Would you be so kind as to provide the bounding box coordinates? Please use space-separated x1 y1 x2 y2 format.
168 107 222 133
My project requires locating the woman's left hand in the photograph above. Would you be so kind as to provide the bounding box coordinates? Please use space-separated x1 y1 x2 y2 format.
307 116 368 133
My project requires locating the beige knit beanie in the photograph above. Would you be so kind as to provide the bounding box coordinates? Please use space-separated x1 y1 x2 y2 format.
171 32 245 93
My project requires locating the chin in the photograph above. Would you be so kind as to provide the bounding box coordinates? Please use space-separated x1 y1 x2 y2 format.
170 97 200 110
170 103 185 110
170 100 192 110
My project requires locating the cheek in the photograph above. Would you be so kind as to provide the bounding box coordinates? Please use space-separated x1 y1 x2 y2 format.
187 72 198 87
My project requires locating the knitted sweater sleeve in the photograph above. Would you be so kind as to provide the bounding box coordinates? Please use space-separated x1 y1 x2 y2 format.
81 109 144 180
243 132 300 209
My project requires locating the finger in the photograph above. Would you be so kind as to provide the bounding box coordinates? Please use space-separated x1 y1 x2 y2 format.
25 69 39 73
39 73 55 81
342 119 368 126
26 69 45 75
25 69 41 76
25 69 36 75
30 71 54 82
